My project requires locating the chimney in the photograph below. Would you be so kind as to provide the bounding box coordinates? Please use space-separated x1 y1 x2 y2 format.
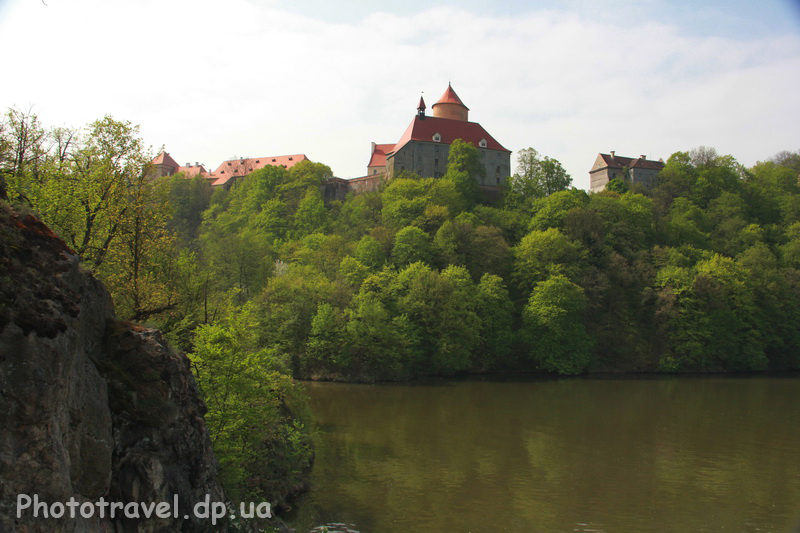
640 154 646 160
186 162 191 167
610 151 615 159
195 161 199 166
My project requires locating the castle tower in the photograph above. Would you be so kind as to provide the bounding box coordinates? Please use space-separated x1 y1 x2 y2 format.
431 83 469 122
417 96 426 118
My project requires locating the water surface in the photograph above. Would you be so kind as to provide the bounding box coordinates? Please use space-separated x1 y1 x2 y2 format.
286 375 800 532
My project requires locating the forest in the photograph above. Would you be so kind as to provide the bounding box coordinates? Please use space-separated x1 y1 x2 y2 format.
2 107 800 502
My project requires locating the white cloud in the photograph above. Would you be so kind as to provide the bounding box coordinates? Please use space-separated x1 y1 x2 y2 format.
0 0 797 189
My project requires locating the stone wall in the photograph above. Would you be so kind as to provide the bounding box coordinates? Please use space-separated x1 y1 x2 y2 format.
388 141 510 185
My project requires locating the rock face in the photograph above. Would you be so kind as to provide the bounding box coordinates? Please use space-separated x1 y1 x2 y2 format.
0 204 227 532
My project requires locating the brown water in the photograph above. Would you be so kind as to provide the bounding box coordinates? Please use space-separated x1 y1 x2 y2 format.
285 375 800 532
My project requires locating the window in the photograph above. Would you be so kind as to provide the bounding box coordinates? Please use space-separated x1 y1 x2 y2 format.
433 133 441 142
479 138 487 148
435 158 439 167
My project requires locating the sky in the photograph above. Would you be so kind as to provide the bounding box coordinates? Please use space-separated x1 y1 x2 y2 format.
0 0 799 190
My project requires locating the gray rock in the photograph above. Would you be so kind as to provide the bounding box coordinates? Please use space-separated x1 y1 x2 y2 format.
0 205 228 532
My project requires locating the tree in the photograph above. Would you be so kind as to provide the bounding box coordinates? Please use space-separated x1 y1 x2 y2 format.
522 275 592 374
355 234 387 269
292 187 329 237
392 225 434 266
0 106 48 194
512 227 585 296
443 138 483 206
505 148 572 209
474 273 514 369
64 116 150 268
189 303 312 500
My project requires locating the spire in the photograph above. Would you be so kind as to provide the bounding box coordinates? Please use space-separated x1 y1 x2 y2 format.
417 95 426 118
431 83 469 121
434 83 469 109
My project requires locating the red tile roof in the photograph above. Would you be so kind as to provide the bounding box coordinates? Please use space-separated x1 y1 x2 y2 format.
176 165 208 177
209 154 308 187
152 151 179 169
390 116 509 155
432 83 469 110
599 153 664 171
368 143 395 169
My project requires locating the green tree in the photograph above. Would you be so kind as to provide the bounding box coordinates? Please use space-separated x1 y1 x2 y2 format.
355 234 387 269
189 303 312 501
505 148 572 209
393 225 434 267
513 227 585 296
474 273 514 369
522 275 592 374
443 138 483 206
292 187 329 237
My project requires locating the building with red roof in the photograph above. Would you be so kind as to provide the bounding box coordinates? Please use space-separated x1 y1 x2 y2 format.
368 84 511 187
151 152 210 180
367 143 395 176
589 152 665 192
208 154 309 188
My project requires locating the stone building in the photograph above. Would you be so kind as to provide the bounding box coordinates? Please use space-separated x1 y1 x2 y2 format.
151 151 209 179
209 154 308 189
370 84 511 187
589 152 665 193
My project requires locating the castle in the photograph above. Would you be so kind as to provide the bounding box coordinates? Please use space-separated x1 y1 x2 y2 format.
152 151 309 189
368 84 512 186
589 152 665 193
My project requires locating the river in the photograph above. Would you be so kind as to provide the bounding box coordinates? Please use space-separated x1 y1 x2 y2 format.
285 375 800 532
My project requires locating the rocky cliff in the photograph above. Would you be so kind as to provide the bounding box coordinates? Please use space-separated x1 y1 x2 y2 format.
0 203 228 532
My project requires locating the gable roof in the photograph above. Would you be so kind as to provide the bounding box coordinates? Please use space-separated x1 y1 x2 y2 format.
152 151 179 169
176 165 208 177
209 154 309 187
597 153 664 171
390 116 509 155
368 143 395 168
432 83 469 110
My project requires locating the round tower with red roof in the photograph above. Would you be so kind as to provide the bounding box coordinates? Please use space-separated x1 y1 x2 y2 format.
431 83 469 122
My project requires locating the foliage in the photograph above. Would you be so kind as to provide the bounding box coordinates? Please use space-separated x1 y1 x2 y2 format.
189 303 312 501
522 275 592 374
6 105 800 486
505 147 573 210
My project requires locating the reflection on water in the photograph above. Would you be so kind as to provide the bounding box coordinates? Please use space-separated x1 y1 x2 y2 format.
286 375 800 532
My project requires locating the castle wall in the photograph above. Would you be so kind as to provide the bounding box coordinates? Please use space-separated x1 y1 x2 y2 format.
388 141 510 185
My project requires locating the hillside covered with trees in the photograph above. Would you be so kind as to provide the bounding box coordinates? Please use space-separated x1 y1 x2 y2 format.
3 107 800 498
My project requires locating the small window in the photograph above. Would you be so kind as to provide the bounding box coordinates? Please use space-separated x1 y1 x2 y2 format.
433 133 441 142
435 158 439 167
272 158 276 162
255 160 260 164
289 157 293 161
479 138 487 148
221 170 225 174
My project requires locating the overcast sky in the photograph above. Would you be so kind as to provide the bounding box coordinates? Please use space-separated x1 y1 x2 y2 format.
1 0 798 190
